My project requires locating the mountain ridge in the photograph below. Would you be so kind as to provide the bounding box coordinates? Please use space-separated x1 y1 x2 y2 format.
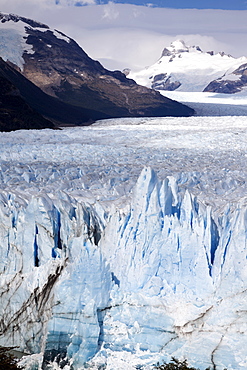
0 12 194 130
129 39 247 94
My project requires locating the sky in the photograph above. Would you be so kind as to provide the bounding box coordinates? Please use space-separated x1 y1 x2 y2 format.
0 0 247 71
96 0 247 10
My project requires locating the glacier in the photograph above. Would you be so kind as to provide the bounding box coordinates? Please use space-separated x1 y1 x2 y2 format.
1 117 247 369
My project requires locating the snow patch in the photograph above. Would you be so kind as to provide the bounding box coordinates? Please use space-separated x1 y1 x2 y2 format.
0 28 25 69
0 14 71 70
53 29 71 43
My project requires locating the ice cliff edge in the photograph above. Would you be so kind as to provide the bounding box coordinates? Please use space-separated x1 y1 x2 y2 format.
0 168 247 369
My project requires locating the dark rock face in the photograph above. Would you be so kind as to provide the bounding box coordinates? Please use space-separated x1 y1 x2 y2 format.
0 58 54 131
161 41 189 58
204 80 242 94
234 63 247 76
161 48 173 57
0 58 111 127
15 17 193 118
204 63 247 94
151 73 181 91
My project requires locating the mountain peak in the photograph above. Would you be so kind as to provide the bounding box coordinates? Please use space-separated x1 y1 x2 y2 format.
129 39 247 93
169 39 189 52
0 12 49 29
162 39 202 57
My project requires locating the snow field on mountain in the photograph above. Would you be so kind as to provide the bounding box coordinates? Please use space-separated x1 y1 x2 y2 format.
129 51 247 92
0 15 70 70
0 26 27 70
128 40 247 95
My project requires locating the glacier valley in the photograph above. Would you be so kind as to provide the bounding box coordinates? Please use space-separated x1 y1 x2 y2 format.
1 115 247 369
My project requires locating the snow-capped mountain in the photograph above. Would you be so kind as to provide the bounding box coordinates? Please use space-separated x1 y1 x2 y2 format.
0 12 193 126
129 40 247 94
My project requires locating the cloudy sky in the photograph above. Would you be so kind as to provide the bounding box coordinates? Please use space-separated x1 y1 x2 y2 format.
0 0 247 70
97 0 247 9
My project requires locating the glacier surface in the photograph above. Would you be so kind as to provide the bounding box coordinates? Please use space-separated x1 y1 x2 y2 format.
1 117 247 369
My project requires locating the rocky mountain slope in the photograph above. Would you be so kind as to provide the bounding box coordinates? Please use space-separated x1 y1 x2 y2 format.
129 40 247 94
204 62 247 93
0 58 54 131
0 56 114 127
0 12 194 125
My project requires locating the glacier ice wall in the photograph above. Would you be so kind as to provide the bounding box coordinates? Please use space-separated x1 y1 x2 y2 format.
1 168 247 369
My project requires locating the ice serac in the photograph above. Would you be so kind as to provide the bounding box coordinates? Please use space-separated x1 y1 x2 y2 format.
1 168 247 369
0 191 110 368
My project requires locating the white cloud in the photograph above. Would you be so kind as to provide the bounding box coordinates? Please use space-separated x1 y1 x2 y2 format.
102 1 119 20
0 0 54 15
0 3 247 71
56 0 96 6
173 34 228 55
0 0 95 15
